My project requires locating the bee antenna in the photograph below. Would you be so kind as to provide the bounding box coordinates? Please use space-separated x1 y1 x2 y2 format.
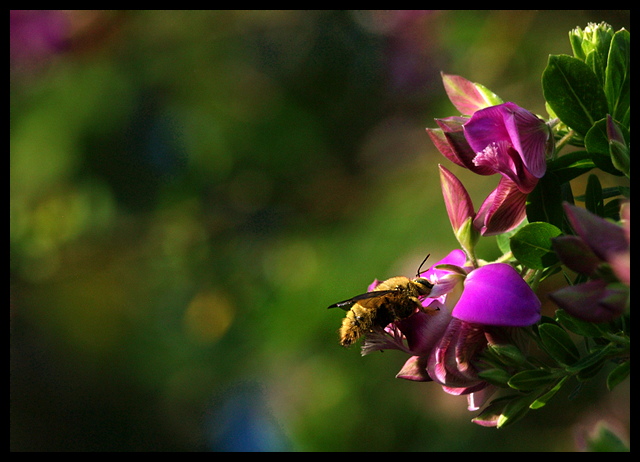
416 254 431 277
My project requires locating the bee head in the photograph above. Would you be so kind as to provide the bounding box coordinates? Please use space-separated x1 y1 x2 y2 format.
414 277 433 295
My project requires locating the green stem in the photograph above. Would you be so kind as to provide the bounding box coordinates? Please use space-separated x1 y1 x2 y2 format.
554 129 575 155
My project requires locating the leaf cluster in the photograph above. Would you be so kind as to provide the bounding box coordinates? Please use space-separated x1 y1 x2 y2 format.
475 23 629 432
507 23 629 279
476 310 629 429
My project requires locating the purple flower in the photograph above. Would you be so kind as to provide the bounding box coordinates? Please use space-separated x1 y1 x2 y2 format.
464 102 549 193
362 250 541 415
549 203 630 322
427 75 553 236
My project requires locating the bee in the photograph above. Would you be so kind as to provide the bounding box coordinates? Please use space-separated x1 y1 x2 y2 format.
328 255 435 347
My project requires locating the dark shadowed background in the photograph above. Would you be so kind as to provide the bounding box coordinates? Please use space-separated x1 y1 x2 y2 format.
11 10 630 451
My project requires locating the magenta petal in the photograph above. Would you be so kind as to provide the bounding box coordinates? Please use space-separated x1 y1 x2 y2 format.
441 73 495 115
463 102 548 184
431 117 495 175
396 309 452 355
473 177 528 235
452 264 541 326
419 249 467 280
464 104 514 154
505 103 549 178
396 355 432 382
439 164 475 233
441 382 489 396
426 318 487 389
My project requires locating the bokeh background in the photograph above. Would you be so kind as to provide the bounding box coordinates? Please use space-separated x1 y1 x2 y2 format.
11 10 630 452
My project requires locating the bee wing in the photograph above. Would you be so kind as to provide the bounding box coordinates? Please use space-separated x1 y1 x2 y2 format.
327 290 397 311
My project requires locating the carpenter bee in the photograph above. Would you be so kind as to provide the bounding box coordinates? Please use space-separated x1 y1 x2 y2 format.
328 255 435 347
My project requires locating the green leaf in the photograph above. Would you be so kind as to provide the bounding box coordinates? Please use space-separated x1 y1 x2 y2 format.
530 376 569 409
584 119 625 176
584 118 610 156
542 55 608 136
546 151 595 183
496 218 528 255
555 309 607 338
471 395 512 427
496 394 534 428
584 174 604 217
605 29 630 128
576 355 606 381
510 222 562 270
566 343 615 374
606 360 630 391
484 343 529 368
477 368 512 387
526 174 567 232
538 323 580 366
508 369 563 391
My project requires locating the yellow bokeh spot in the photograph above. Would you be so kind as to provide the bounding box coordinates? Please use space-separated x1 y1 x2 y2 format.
183 289 235 343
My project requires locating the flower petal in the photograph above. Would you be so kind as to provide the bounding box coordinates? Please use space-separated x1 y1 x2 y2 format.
441 73 500 115
396 308 452 356
463 102 548 184
506 103 550 178
396 355 432 382
439 164 475 233
418 249 467 280
452 263 541 326
427 318 487 389
473 177 528 236
430 117 495 175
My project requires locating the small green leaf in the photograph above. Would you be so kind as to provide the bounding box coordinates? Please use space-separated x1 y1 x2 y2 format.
542 55 608 136
606 360 630 391
471 395 512 427
496 394 534 428
508 369 563 391
530 376 569 409
566 343 615 374
510 222 562 270
538 323 580 366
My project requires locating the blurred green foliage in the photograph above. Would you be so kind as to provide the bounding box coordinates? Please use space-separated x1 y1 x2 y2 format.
11 10 629 451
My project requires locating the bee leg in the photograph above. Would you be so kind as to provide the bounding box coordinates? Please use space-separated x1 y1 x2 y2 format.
421 305 440 316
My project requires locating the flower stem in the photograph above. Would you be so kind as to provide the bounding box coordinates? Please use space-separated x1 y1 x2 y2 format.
554 129 576 155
